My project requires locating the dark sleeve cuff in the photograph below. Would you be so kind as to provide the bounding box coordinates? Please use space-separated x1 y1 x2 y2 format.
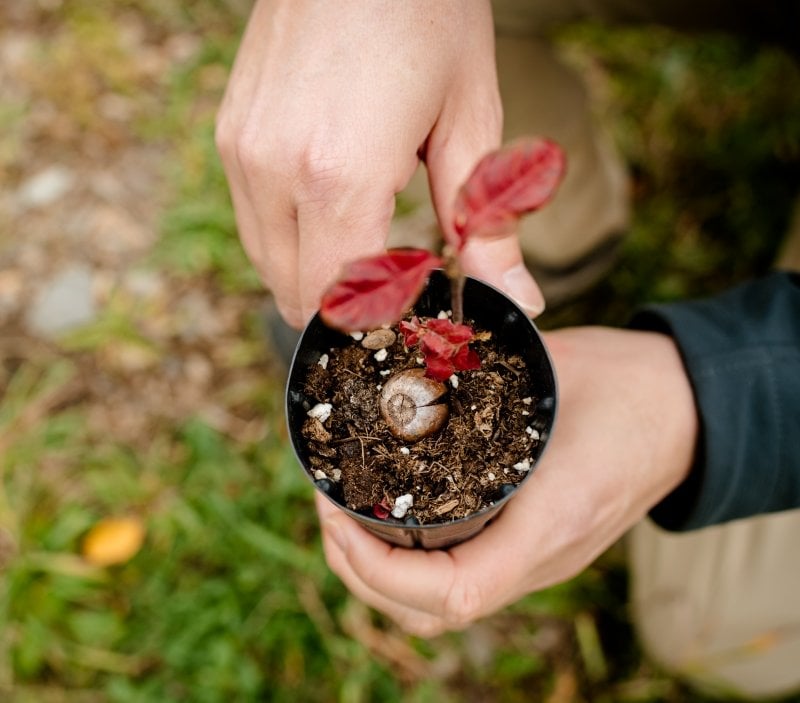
629 271 800 531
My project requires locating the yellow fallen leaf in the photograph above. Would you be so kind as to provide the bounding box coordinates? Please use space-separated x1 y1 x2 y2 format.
82 516 145 566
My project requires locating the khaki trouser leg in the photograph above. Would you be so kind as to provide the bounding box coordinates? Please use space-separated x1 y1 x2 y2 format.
629 513 800 699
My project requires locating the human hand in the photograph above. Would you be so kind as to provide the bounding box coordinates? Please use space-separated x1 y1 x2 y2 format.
216 0 543 328
316 327 698 636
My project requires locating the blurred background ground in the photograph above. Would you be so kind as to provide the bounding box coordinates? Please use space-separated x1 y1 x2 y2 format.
1 1 799 701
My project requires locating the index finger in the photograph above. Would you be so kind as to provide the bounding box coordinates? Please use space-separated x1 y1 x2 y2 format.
316 489 529 628
295 176 400 323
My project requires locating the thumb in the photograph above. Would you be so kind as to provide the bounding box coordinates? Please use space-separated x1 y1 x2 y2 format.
424 105 545 318
459 235 546 318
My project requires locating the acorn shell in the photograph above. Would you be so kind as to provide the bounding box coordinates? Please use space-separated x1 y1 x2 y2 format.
379 368 448 441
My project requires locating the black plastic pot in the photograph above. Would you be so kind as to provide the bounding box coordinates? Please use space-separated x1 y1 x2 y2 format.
286 270 557 550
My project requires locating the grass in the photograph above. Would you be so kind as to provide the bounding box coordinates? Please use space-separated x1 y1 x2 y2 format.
2 1 800 701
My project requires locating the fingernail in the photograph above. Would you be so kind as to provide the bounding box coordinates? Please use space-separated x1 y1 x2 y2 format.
324 518 348 552
502 263 545 317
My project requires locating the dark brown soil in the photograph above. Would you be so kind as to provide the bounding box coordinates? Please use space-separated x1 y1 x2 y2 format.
299 316 542 525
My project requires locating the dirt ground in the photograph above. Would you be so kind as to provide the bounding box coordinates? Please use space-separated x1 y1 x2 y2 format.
0 1 277 450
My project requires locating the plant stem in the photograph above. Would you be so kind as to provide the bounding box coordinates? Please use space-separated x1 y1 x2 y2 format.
450 273 465 324
443 245 465 324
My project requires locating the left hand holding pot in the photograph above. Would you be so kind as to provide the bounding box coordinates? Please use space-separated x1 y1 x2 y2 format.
317 326 698 637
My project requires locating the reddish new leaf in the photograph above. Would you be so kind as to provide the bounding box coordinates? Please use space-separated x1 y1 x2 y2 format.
372 499 391 520
398 316 423 347
401 317 481 380
421 353 456 382
453 344 481 371
320 249 441 332
425 318 474 344
452 138 566 247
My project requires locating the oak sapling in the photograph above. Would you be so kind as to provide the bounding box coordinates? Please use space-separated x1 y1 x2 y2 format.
319 138 564 446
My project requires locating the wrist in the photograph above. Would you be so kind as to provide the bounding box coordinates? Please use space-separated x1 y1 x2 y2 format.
543 327 699 519
641 330 699 504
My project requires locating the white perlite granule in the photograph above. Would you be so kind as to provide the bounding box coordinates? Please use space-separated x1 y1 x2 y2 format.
391 494 414 519
307 403 332 423
512 458 532 472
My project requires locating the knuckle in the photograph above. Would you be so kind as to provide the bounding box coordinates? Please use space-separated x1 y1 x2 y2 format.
234 124 275 180
213 111 234 159
215 113 371 208
215 112 282 181
296 143 352 203
274 298 304 331
441 577 484 628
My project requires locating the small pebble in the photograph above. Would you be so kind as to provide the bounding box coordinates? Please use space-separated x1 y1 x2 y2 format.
307 403 332 423
470 404 477 411
373 348 388 362
437 310 449 319
317 353 329 370
361 329 396 350
315 478 334 495
525 426 540 440
488 472 496 481
521 410 530 416
539 396 555 412
522 397 533 405
26 264 96 337
499 483 516 498
332 469 342 481
399 447 410 455
313 470 327 480
380 369 391 376
350 331 364 341
17 165 75 210
449 374 459 389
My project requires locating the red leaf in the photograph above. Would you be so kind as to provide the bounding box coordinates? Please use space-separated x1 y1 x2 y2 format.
421 353 455 381
419 330 454 358
373 500 391 520
320 249 441 332
412 318 481 380
399 317 423 347
453 345 481 372
425 318 474 344
452 138 566 247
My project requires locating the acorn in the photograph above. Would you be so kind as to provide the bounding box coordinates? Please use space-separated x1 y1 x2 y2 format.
379 368 449 441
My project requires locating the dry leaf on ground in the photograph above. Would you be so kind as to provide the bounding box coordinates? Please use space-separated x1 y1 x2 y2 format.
82 516 145 566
